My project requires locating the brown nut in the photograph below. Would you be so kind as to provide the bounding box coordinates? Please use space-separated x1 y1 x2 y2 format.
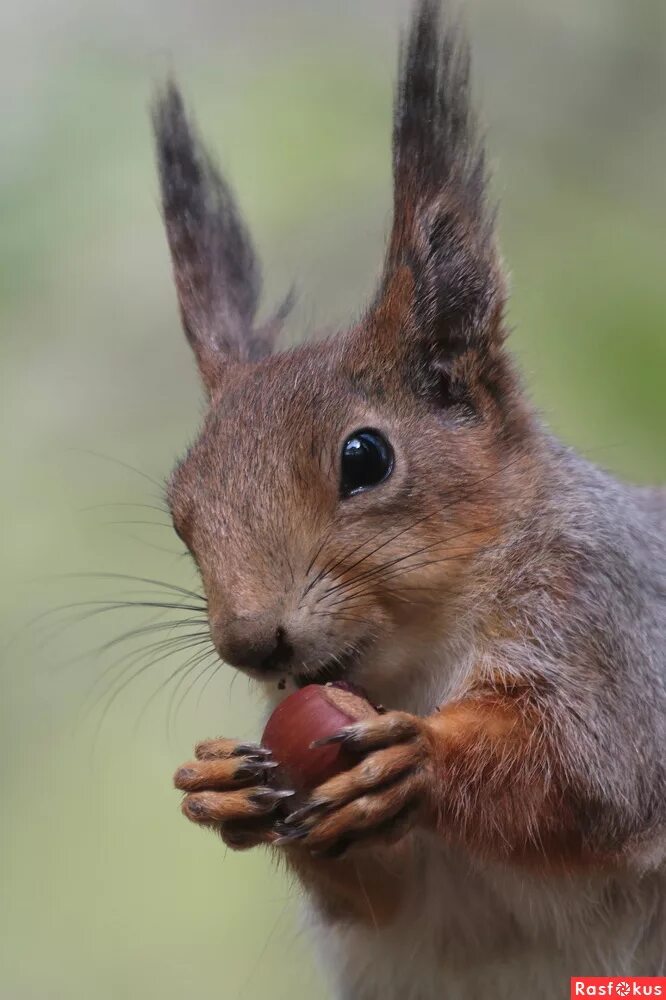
262 682 378 794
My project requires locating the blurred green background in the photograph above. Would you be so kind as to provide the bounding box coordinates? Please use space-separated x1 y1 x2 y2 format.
1 1 664 997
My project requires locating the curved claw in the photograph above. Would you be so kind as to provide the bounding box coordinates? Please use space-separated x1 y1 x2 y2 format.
275 713 431 855
232 743 273 758
176 736 292 850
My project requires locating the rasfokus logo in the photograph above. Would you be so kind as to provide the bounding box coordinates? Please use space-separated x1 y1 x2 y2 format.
571 979 665 997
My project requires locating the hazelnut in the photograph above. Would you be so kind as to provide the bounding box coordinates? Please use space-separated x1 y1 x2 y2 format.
262 682 377 794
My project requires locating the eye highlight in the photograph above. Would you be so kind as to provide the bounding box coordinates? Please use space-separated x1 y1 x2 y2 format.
340 429 394 498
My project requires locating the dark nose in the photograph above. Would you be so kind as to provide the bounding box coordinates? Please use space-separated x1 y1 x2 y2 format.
219 616 293 673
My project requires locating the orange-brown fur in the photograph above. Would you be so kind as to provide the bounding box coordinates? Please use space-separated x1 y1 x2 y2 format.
285 844 412 927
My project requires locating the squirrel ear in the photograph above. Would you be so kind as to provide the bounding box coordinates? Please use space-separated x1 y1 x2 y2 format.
367 1 507 407
153 82 288 389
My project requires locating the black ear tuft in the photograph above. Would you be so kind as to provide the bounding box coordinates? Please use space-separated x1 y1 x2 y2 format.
393 0 489 237
153 82 283 386
376 0 506 388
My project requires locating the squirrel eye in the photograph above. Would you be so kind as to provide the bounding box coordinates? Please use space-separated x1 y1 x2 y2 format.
340 429 394 498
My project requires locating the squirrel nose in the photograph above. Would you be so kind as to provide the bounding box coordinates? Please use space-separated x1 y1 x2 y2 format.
218 616 293 673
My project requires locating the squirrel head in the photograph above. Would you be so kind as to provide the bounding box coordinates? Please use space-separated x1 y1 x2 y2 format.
154 1 534 700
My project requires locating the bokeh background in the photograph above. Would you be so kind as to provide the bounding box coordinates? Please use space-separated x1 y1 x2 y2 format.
1 1 664 997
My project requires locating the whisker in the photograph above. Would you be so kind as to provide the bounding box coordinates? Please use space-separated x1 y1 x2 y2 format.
101 520 175 529
167 648 220 740
89 635 214 736
380 545 496 584
311 611 369 626
179 651 221 716
304 456 523 595
131 645 216 736
304 512 433 598
70 448 165 492
90 617 209 655
110 533 187 557
80 501 170 515
81 631 213 717
303 525 334 580
32 600 207 650
324 547 484 609
57 572 206 605
321 525 489 605
53 615 209 678
324 539 486 609
46 599 206 620
195 659 225 712
285 552 296 588
10 590 201 653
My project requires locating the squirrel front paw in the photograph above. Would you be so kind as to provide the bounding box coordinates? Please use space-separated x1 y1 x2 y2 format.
275 712 432 858
174 738 295 849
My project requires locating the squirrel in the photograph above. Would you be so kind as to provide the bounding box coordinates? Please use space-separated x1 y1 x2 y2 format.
152 0 666 995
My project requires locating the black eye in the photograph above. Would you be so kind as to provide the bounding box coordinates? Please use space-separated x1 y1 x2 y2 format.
340 429 394 497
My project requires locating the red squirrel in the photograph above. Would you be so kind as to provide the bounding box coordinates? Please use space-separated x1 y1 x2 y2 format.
153 1 666 993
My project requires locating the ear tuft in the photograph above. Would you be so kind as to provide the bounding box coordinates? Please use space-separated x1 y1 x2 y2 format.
153 81 285 386
371 0 507 400
392 0 490 242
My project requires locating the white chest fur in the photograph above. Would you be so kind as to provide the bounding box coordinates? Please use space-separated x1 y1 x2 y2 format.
306 832 666 999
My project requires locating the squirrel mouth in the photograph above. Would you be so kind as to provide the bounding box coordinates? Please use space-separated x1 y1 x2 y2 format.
293 643 367 689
